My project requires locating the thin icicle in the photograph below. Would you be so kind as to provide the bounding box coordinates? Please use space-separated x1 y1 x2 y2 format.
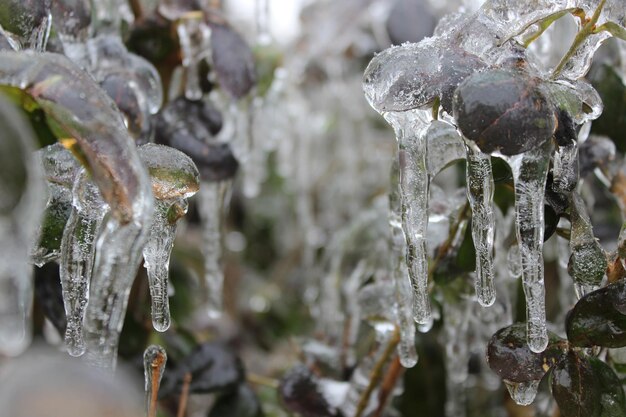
465 145 496 307
177 14 211 101
142 200 183 332
60 169 107 357
389 155 417 368
144 344 167 417
504 140 553 353
383 109 432 325
255 0 272 45
197 180 230 318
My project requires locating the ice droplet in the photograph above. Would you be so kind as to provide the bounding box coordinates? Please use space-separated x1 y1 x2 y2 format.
197 180 231 317
144 344 167 417
60 169 107 357
465 145 496 307
503 379 540 406
504 139 553 353
384 109 432 325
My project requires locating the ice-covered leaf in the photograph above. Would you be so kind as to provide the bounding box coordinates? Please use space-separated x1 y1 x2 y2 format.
278 365 336 417
587 356 626 417
566 279 626 348
551 351 601 417
0 0 51 50
486 323 566 383
159 341 244 397
453 69 557 156
0 51 150 224
209 22 256 99
209 384 264 417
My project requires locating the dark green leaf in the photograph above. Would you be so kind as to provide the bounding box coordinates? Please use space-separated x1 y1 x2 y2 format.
209 23 256 99
587 356 626 417
552 351 601 417
486 323 566 382
566 279 626 348
209 384 264 417
278 365 336 417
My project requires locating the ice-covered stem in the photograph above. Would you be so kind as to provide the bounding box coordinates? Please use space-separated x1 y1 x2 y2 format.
551 0 607 79
139 144 200 332
506 139 553 353
383 109 432 325
144 344 167 417
389 155 417 368
464 145 496 307
61 169 107 357
177 13 211 101
568 192 607 297
197 180 230 317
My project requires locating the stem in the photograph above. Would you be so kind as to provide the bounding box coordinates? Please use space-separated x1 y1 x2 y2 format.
148 351 167 417
176 373 192 417
427 202 471 279
372 356 404 417
551 0 607 79
353 327 400 417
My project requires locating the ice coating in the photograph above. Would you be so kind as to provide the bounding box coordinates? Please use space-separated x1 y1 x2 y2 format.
503 379 540 406
465 145 496 307
389 156 418 368
383 110 432 325
177 14 211 101
505 139 553 353
0 96 45 356
568 192 607 296
144 344 167 417
552 139 579 193
60 169 108 357
0 0 52 51
426 121 466 177
139 143 200 332
197 180 230 317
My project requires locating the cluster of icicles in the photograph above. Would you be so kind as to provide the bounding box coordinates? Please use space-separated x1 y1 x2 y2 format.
361 0 624 402
0 0 235 371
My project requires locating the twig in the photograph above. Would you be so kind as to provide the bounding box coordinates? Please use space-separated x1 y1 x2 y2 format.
551 0 607 79
148 350 167 417
176 373 192 417
353 328 400 417
129 0 144 20
427 202 471 279
372 356 404 417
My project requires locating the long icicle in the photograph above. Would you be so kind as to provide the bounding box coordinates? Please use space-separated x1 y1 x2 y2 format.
506 140 553 353
464 145 496 307
383 109 432 325
197 180 230 317
60 169 107 357
389 153 418 367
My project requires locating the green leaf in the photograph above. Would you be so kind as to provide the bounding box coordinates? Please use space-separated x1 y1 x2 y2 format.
209 385 264 417
486 323 567 383
566 279 626 348
587 357 626 417
552 351 601 417
596 22 626 42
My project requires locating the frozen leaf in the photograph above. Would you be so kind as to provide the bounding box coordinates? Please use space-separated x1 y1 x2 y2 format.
0 0 51 50
209 384 264 417
551 351 601 417
453 69 557 156
587 356 626 417
566 279 626 348
159 341 244 397
486 323 566 383
139 143 200 200
209 22 257 99
278 365 336 417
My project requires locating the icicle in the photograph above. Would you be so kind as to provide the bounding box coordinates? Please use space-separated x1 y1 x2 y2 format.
255 0 272 45
383 109 432 325
60 169 107 357
389 155 417 368
465 145 496 307
443 300 472 417
552 140 579 194
177 14 211 101
144 344 167 417
507 244 522 278
505 139 553 353
568 192 607 297
197 180 230 317
91 0 134 36
503 379 540 406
